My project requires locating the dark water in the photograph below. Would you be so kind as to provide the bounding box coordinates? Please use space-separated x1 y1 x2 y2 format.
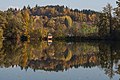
0 40 120 80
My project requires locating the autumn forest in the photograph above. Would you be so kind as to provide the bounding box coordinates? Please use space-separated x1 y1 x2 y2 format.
0 0 120 80
0 0 120 41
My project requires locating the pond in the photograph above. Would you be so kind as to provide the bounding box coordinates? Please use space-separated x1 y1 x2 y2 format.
0 40 120 80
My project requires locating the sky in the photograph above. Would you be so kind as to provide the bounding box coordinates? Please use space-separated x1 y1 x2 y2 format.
0 0 117 11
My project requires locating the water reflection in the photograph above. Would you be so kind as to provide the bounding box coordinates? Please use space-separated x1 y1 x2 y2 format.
0 40 120 79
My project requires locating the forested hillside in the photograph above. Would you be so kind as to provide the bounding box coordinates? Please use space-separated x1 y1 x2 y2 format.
0 0 120 41
0 5 99 40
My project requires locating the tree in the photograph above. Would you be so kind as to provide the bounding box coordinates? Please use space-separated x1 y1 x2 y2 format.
23 6 27 10
0 15 7 29
46 18 55 28
103 3 112 36
22 10 30 35
97 3 113 37
0 28 3 39
27 5 31 9
54 23 66 37
114 0 120 29
116 0 120 7
64 16 73 27
97 13 109 37
4 17 23 39
35 4 38 8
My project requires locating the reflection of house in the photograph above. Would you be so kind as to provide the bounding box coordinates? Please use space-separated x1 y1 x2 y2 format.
47 33 52 45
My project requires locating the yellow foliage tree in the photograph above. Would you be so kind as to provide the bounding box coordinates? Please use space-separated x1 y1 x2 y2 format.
22 10 30 35
64 16 73 27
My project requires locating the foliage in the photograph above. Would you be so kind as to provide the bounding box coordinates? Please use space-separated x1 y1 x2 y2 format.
79 22 98 36
64 16 73 27
1 4 120 40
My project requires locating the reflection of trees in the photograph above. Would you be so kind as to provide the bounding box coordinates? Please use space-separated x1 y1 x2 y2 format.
98 43 114 79
28 52 98 72
0 40 23 68
1 40 120 78
98 42 120 79
0 40 99 70
28 42 99 71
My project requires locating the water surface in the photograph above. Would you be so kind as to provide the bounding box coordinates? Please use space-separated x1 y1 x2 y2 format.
0 40 120 80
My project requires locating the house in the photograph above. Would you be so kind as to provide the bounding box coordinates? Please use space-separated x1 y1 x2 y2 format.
48 33 53 40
